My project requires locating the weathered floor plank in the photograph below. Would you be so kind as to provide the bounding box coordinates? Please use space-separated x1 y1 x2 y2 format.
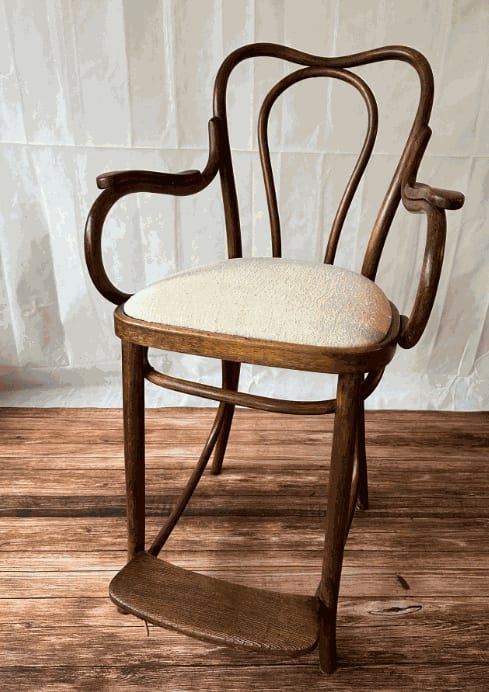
2 616 489 667
1 516 488 552
2 663 489 692
0 407 488 690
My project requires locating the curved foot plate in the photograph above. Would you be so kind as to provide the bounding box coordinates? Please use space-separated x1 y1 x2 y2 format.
110 552 319 655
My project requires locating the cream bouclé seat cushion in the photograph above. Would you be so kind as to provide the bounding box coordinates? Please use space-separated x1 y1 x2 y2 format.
124 258 392 349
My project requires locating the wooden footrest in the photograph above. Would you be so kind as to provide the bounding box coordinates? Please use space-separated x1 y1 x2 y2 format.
110 551 319 655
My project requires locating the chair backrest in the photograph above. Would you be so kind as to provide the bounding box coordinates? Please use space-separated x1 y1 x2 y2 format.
212 43 434 280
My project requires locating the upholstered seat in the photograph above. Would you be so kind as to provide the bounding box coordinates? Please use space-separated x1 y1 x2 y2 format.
124 258 392 349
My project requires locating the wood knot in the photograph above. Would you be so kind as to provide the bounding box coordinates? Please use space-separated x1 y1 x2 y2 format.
397 575 410 590
368 605 422 617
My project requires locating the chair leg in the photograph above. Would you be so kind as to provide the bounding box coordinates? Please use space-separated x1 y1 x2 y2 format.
318 372 362 674
121 340 146 562
211 360 241 475
355 400 368 510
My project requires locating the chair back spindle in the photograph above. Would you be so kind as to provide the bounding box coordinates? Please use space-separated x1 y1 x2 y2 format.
213 43 434 277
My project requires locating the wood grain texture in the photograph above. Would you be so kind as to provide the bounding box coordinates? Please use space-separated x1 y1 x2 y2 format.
121 341 146 561
319 373 362 672
1 664 488 692
110 551 318 654
1 407 488 690
114 302 401 375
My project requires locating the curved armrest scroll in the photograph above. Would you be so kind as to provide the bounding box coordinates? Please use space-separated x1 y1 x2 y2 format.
84 118 222 305
398 162 465 348
397 204 446 349
96 169 203 193
403 182 464 210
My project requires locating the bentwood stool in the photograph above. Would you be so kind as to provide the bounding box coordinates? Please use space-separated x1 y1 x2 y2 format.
84 43 464 673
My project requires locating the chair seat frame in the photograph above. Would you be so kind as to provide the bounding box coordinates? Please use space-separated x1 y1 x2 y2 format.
84 43 463 673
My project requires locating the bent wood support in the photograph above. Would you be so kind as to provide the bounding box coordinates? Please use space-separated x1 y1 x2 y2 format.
148 404 226 557
344 400 368 544
211 360 241 475
145 364 337 415
318 372 362 674
355 401 369 510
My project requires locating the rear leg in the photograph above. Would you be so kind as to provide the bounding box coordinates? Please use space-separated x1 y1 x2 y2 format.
211 360 241 475
355 400 368 510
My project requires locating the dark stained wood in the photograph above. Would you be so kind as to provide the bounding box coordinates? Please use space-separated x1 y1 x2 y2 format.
84 117 221 305
318 373 362 672
146 365 337 415
83 41 464 362
110 551 318 654
404 181 465 210
147 404 225 556
114 302 401 375
354 401 368 510
257 66 378 260
1 408 488 689
213 44 438 275
96 168 202 191
121 341 146 561
397 199 446 348
211 360 241 474
145 364 382 416
80 41 466 676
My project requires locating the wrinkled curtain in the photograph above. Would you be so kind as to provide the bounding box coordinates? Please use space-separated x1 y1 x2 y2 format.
0 0 487 409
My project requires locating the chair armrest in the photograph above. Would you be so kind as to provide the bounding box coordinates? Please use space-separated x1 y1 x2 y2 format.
85 118 221 305
397 167 465 348
403 181 464 210
397 205 446 349
96 169 203 194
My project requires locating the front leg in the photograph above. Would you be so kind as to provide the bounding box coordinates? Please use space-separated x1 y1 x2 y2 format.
318 372 362 673
121 340 146 561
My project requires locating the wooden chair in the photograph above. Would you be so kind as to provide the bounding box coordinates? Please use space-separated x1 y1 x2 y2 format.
84 43 464 673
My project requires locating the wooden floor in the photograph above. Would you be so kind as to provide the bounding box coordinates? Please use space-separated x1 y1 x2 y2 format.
1 407 488 691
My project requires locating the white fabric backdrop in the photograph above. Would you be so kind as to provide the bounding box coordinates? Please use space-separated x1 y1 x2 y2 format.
0 0 487 409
